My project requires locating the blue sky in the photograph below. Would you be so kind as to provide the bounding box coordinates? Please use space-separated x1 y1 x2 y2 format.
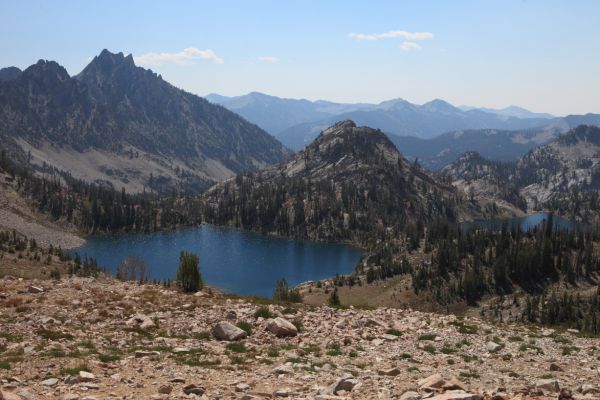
1 0 599 115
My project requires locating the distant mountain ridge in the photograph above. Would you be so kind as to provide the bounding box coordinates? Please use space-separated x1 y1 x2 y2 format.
207 92 598 150
443 125 600 222
0 50 289 194
390 126 561 171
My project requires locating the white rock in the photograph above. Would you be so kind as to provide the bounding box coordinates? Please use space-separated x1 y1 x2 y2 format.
212 321 247 341
41 378 58 386
266 317 298 337
486 341 501 353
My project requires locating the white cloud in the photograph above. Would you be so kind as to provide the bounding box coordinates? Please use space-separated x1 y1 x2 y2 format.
348 30 433 41
134 47 224 66
257 56 279 63
399 42 421 51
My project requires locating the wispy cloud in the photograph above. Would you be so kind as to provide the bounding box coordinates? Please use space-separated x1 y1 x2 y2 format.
134 47 224 66
348 30 433 41
257 56 279 63
399 42 421 51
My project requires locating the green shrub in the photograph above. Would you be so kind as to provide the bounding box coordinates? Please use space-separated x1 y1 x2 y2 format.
236 321 253 336
254 307 274 319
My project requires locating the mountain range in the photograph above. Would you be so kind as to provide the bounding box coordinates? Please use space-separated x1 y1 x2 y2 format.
207 92 600 151
0 50 289 194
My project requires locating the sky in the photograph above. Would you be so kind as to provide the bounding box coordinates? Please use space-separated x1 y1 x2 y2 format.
1 0 599 116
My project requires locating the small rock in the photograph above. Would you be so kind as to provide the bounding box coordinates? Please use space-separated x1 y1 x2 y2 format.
266 317 298 337
549 363 563 372
27 286 43 294
78 371 95 382
486 342 501 353
443 378 467 391
332 375 360 394
378 367 401 376
558 388 573 400
158 385 172 394
273 365 294 375
399 391 421 400
428 392 482 400
134 350 160 358
581 384 598 395
418 373 445 390
274 388 293 397
41 378 58 386
15 390 36 400
536 379 560 393
212 321 247 341
236 383 250 392
183 384 205 395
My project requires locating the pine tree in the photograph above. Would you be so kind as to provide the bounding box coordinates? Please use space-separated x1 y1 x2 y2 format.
176 251 203 292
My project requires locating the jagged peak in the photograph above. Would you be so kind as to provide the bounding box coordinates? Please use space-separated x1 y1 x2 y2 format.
320 120 357 136
77 49 136 81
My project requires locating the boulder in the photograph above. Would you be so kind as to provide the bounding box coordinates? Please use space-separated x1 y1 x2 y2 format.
418 373 445 390
212 321 247 341
266 317 298 337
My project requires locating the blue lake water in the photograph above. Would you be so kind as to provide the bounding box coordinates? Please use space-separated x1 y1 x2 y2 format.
461 212 576 232
70 225 361 297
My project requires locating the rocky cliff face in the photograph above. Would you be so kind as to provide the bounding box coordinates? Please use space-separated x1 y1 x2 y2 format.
444 125 600 221
0 50 289 194
202 120 458 242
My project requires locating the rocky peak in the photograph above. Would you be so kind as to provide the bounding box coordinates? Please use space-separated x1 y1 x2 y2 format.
0 66 22 82
22 60 71 83
319 119 357 136
76 49 137 84
307 120 400 167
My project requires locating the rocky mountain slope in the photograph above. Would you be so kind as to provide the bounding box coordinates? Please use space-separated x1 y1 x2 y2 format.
0 50 289 194
1 275 598 400
201 120 458 243
443 125 600 220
